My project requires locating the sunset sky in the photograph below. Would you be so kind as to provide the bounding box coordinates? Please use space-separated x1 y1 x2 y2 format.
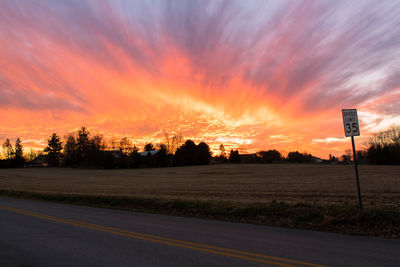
1 0 400 158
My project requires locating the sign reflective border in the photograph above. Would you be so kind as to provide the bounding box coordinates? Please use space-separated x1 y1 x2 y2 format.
342 109 360 137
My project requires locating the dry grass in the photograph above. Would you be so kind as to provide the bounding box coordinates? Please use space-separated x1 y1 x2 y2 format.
0 164 399 209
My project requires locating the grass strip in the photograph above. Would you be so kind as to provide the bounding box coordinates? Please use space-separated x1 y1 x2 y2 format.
0 189 399 239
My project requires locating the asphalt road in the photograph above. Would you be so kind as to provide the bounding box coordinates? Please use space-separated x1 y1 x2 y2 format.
0 197 399 267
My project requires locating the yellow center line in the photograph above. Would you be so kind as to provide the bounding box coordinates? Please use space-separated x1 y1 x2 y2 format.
0 205 328 267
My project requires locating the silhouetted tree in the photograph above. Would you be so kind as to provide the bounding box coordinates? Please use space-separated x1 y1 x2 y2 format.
229 149 241 163
197 142 212 165
287 151 314 163
0 138 24 168
64 133 77 166
91 135 105 151
367 125 400 164
26 149 39 163
219 144 226 157
108 137 118 151
144 143 155 151
215 144 228 162
129 146 142 168
154 144 170 167
164 133 184 155
24 149 42 167
172 134 183 153
88 134 105 166
340 154 350 164
258 150 282 163
328 154 339 163
119 137 133 155
356 150 368 161
14 138 23 160
339 149 352 164
14 138 25 167
44 133 63 166
177 140 197 165
164 133 174 155
76 126 91 162
116 140 130 168
174 140 198 166
2 138 13 160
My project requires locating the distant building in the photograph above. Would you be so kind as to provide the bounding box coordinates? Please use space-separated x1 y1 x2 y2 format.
312 156 323 163
139 150 159 157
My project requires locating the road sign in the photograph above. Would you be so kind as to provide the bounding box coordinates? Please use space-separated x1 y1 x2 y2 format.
342 108 363 215
342 109 360 137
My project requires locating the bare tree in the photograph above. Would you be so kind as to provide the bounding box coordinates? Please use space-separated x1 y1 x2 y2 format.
26 149 40 162
164 133 172 154
2 138 13 160
341 149 352 163
119 137 133 155
367 124 400 164
387 125 400 144
91 134 105 151
107 137 118 151
169 133 183 154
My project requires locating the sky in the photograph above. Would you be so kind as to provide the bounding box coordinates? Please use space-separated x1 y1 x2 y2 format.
1 0 400 158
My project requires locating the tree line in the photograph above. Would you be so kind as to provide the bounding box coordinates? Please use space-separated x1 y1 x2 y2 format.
366 125 400 164
1 127 212 169
0 138 25 168
1 125 399 168
214 146 317 164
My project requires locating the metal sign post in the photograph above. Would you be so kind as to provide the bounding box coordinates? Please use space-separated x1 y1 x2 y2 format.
342 109 363 216
351 135 363 215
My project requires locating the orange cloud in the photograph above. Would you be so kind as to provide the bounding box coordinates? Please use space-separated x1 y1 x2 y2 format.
1 1 400 158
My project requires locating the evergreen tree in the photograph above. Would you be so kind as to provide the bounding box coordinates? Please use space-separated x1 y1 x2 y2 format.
76 126 91 162
44 133 63 166
15 138 23 160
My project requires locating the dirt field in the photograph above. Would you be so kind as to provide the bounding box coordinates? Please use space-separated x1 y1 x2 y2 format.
0 164 399 209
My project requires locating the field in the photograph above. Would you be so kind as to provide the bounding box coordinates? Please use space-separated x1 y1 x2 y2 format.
0 164 399 209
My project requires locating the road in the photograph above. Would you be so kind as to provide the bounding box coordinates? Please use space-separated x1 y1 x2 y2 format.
0 197 399 267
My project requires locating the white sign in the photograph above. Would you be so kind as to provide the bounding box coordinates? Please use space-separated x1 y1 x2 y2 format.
342 109 360 137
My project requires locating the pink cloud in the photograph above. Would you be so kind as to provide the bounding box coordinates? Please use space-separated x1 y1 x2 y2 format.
1 0 399 158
